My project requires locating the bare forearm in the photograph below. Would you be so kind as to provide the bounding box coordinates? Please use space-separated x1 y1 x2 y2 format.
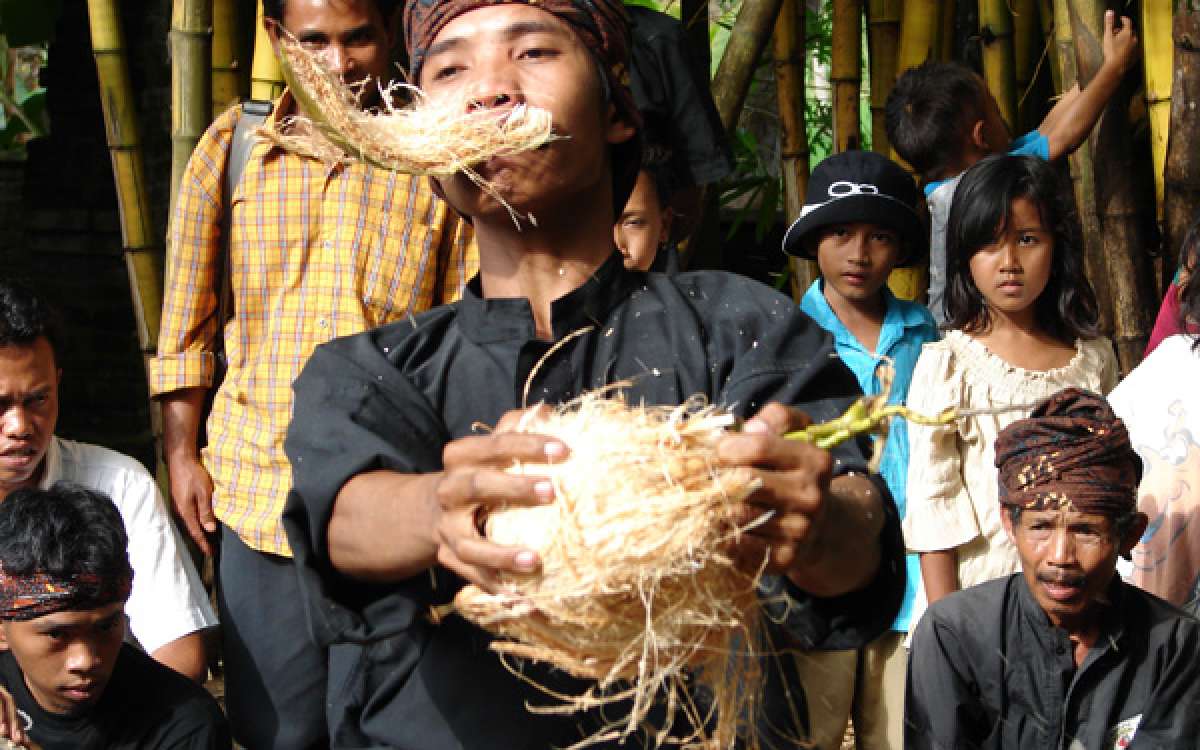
920 549 960 604
788 473 885 597
1042 61 1126 159
160 388 206 461
327 470 442 582
150 631 209 683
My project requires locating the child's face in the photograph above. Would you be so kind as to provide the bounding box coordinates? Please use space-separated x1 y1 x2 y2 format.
813 223 901 310
417 4 636 221
968 197 1054 325
614 170 672 271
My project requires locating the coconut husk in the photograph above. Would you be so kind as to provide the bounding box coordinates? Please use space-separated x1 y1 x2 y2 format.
453 393 768 749
260 31 556 179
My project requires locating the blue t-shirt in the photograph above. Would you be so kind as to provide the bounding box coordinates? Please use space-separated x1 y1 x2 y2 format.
921 130 1050 324
800 280 939 632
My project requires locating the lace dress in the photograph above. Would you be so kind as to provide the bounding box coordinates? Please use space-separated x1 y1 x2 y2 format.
902 330 1119 608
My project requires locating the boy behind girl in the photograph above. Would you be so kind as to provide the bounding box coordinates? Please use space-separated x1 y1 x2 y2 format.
781 150 937 749
884 9 1137 322
0 483 229 749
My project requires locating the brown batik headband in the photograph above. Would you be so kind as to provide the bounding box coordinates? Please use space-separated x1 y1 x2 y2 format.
0 564 132 621
995 387 1141 517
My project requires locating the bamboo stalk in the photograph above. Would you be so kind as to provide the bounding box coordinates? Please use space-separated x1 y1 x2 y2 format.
979 0 1017 130
251 2 284 101
1050 0 1111 336
775 0 815 300
170 0 212 218
211 0 240 113
896 0 942 74
890 0 942 301
1164 8 1200 277
1012 0 1038 130
1142 1 1172 225
1070 0 1153 370
831 0 863 152
86 0 163 353
711 0 787 133
867 0 901 155
1037 0 1062 93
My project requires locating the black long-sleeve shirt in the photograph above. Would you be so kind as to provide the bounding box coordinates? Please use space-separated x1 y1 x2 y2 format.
283 255 904 749
907 574 1200 750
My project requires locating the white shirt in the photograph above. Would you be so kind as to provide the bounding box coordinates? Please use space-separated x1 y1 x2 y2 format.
39 437 218 654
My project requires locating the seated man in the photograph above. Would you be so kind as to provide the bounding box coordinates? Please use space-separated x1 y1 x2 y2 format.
0 280 216 682
906 388 1200 749
282 1 904 747
0 482 229 749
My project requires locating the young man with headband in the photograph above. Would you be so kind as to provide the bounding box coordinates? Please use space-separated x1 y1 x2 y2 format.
0 483 229 749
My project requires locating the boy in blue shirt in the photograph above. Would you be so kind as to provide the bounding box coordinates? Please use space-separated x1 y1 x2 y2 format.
782 150 937 750
884 9 1137 323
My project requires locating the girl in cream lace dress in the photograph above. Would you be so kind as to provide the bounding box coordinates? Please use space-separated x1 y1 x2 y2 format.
903 156 1118 626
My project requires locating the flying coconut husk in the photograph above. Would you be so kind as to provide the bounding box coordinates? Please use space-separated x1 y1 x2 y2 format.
259 31 557 223
452 393 768 749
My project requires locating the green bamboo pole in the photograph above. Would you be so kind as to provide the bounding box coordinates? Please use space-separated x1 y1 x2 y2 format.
251 2 284 101
832 0 863 152
979 0 1017 130
1012 0 1038 130
1164 8 1200 277
170 0 212 218
1038 0 1062 93
775 0 815 300
867 0 902 155
711 0 788 132
211 0 241 113
86 0 163 353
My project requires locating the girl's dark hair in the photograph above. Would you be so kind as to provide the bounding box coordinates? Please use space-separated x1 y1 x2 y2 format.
1178 214 1200 351
0 482 131 583
944 154 1100 342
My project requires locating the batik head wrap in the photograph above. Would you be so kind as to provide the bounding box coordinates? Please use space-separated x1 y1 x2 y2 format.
995 387 1142 518
0 564 132 622
404 0 640 128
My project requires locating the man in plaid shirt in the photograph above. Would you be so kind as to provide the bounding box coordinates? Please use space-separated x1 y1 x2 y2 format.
148 1 474 747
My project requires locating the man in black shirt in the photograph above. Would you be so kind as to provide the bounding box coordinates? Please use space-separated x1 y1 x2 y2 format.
0 483 229 750
907 389 1200 749
283 0 904 747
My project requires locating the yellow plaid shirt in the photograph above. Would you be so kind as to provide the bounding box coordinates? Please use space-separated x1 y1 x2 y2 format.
149 95 478 556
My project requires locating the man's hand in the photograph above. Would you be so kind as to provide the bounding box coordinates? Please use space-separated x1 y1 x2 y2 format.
1101 10 1138 76
718 402 884 597
166 452 217 556
432 409 568 593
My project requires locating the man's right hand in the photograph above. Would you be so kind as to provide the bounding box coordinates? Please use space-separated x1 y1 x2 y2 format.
167 453 217 556
0 684 33 749
430 409 567 593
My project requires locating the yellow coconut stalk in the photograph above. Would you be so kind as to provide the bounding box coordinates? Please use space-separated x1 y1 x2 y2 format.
1141 1 1172 224
250 3 284 100
453 394 764 748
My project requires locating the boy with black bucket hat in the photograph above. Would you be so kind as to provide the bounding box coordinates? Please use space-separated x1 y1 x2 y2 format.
782 150 937 750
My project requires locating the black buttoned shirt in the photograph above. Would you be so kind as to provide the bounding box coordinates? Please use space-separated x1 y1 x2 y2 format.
284 255 904 749
907 574 1200 750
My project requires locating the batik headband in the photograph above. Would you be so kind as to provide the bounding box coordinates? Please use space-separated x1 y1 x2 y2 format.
995 388 1141 518
0 564 132 621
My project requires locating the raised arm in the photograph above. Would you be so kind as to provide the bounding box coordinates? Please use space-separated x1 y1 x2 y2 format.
1038 10 1137 161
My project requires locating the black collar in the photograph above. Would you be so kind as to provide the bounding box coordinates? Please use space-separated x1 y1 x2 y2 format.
456 252 640 344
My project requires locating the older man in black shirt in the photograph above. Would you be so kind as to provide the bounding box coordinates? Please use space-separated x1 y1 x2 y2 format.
282 0 904 747
906 389 1200 750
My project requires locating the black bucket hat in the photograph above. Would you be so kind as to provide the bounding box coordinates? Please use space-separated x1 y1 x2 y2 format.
781 150 926 266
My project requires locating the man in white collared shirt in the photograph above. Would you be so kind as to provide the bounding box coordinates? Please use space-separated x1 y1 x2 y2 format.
0 279 216 682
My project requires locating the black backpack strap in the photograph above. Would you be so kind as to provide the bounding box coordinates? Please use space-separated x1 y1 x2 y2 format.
213 99 273 371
